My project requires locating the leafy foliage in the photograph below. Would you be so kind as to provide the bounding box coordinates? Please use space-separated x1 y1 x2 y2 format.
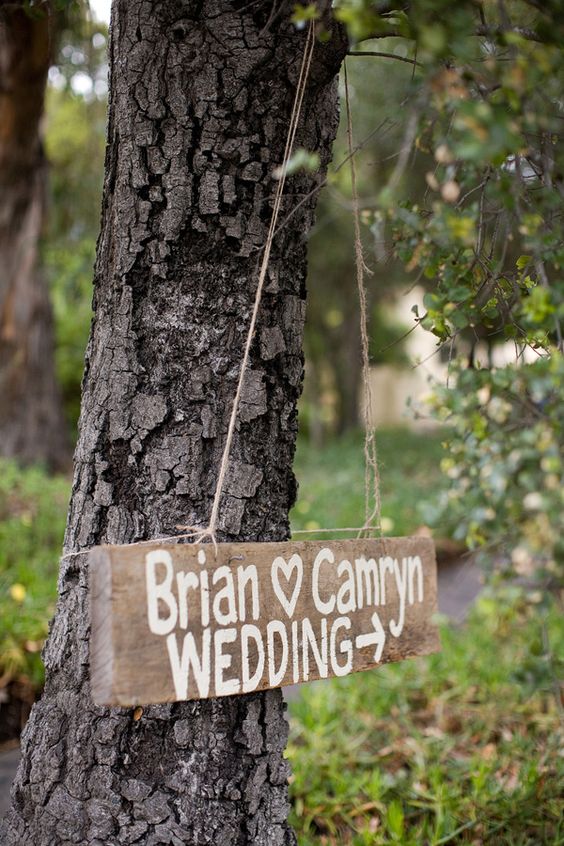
43 18 107 432
423 357 564 583
304 50 423 435
334 0 564 581
47 237 98 427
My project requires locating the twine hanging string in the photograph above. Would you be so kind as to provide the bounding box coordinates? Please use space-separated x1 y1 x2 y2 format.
188 46 383 547
177 20 317 550
343 60 382 536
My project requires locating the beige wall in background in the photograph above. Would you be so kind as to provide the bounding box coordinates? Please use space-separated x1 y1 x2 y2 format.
364 286 536 429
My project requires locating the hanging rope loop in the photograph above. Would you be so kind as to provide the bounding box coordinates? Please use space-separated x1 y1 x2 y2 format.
344 60 382 537
180 46 383 549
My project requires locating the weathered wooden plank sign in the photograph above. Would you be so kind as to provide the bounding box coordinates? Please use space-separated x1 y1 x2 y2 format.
89 537 439 706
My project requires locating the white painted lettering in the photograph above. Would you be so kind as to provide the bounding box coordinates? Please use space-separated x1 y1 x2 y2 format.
379 555 395 605
302 617 328 681
166 630 210 699
214 628 240 696
312 548 336 615
329 616 353 676
355 556 380 608
241 624 265 693
389 557 408 637
267 620 289 687
291 619 299 683
336 559 356 614
176 570 199 630
271 555 303 617
146 550 178 636
408 555 424 604
200 569 210 627
212 566 237 626
237 564 260 621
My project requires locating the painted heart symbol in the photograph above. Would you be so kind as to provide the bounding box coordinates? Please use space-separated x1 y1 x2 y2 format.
271 554 303 618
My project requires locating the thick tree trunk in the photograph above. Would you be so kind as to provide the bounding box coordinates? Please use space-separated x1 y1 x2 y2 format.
0 3 69 470
2 2 345 843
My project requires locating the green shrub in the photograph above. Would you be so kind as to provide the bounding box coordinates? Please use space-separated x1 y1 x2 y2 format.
46 237 95 432
0 462 69 689
424 356 564 585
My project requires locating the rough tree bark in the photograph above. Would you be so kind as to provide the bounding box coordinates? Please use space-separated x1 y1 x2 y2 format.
2 2 346 843
0 2 69 470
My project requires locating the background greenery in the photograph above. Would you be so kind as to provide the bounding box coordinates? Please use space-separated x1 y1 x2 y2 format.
0 462 68 690
288 589 563 845
318 0 564 596
44 17 107 432
290 428 445 537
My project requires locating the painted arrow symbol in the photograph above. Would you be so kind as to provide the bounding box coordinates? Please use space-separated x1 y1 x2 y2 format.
355 612 386 663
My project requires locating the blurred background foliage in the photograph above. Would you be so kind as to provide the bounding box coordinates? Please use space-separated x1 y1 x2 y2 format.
0 0 563 838
303 48 423 436
304 0 564 597
44 13 107 430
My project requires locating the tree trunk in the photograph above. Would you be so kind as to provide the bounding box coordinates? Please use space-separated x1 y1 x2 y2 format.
2 3 346 843
334 308 362 434
0 3 69 471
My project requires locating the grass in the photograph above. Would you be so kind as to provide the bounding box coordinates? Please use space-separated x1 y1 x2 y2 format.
287 589 564 845
291 427 446 538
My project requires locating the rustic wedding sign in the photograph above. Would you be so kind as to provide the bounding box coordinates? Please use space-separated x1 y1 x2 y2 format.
89 537 439 706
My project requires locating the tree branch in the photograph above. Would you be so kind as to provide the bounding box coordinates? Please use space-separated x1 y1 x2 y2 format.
348 49 421 66
474 23 544 42
358 23 546 45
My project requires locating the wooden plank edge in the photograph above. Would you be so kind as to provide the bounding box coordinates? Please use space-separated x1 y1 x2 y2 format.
88 535 437 555
89 547 115 706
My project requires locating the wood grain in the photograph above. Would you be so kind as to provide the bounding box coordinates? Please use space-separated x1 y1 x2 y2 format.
90 537 440 706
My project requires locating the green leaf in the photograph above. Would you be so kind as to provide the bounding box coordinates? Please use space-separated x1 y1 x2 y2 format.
291 4 320 26
386 800 405 839
273 148 320 179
